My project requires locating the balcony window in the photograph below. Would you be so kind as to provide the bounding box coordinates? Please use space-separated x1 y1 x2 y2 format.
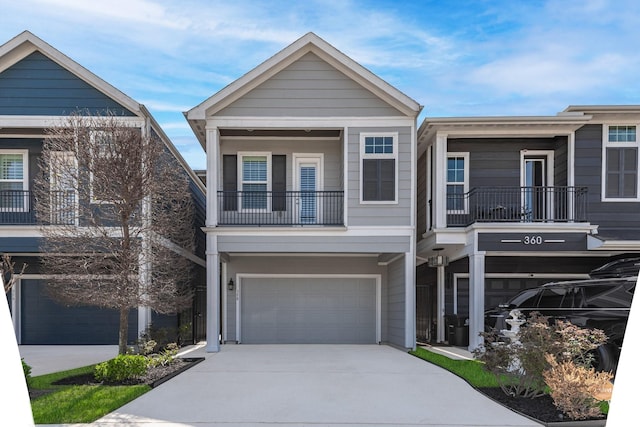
447 153 468 212
240 154 270 210
0 150 28 211
603 125 638 200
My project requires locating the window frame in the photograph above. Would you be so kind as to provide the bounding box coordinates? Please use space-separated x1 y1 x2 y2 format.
359 132 398 204
601 124 640 202
237 151 272 212
0 149 29 212
446 152 469 214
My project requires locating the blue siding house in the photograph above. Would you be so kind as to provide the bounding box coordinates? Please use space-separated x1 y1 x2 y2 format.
0 31 206 345
415 106 640 352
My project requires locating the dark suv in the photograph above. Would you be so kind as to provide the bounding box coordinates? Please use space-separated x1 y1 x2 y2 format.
485 258 639 372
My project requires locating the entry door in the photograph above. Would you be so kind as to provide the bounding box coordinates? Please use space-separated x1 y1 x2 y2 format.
522 154 551 221
294 155 323 225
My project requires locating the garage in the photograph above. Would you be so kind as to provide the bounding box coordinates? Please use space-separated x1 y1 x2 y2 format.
18 279 136 345
239 276 378 344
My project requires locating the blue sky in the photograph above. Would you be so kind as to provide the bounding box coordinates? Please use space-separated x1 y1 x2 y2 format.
1 0 639 169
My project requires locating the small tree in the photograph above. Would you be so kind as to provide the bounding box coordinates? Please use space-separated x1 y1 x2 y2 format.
2 253 27 294
35 111 195 354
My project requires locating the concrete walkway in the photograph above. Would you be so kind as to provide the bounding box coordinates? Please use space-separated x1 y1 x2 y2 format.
89 344 540 427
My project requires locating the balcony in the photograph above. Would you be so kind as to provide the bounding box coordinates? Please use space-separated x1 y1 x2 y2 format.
217 190 344 226
446 186 588 227
0 190 76 225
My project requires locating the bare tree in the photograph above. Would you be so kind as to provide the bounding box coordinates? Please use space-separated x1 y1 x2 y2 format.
34 111 195 354
2 254 27 294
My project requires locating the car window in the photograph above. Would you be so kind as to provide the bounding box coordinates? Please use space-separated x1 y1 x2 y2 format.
509 289 540 308
537 288 567 308
583 284 632 308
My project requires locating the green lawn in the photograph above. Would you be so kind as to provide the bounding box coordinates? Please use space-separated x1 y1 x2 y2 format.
409 347 499 388
29 365 150 424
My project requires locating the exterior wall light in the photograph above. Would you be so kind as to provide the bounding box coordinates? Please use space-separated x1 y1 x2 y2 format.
228 278 235 291
428 255 449 268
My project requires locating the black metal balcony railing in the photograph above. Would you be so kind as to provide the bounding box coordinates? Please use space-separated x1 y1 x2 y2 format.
217 190 344 226
0 190 76 225
447 186 588 227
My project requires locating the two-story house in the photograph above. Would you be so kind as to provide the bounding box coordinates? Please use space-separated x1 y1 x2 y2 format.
416 106 640 351
186 33 422 352
0 31 206 345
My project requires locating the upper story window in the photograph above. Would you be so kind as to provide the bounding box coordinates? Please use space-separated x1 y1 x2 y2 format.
447 153 468 212
603 125 639 201
240 153 271 210
0 150 28 212
360 133 397 203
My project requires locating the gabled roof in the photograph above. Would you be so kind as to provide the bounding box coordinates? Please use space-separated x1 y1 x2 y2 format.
0 30 141 115
186 32 422 141
0 31 205 195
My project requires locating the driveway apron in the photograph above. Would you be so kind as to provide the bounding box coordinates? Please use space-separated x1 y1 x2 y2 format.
94 344 541 426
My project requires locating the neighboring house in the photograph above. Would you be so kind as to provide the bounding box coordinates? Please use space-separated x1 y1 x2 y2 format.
186 33 422 351
0 31 206 345
416 106 640 350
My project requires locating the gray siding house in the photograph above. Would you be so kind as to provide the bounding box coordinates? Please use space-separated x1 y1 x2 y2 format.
416 106 640 351
0 31 206 345
186 33 422 351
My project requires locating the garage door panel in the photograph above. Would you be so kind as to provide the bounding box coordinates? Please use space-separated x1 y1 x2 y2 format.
241 277 376 344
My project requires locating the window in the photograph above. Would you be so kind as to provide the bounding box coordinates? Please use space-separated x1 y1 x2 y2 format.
447 153 468 212
603 125 639 200
360 133 397 203
240 153 270 210
0 150 28 212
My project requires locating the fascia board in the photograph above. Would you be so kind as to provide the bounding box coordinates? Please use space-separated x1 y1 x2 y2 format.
0 31 142 117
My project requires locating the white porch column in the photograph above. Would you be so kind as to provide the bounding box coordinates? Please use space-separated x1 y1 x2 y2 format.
436 265 446 343
434 132 448 229
206 234 220 352
205 125 221 353
405 251 416 349
468 252 486 351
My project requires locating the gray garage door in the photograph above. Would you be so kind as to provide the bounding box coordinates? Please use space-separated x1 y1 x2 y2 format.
240 277 377 344
20 279 136 344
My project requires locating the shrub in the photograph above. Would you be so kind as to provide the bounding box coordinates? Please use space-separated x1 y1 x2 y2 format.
543 354 613 420
22 358 32 388
94 355 148 383
474 312 608 399
146 342 179 368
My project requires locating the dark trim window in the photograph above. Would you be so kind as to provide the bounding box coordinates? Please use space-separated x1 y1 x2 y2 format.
0 150 28 212
360 133 397 203
603 125 639 200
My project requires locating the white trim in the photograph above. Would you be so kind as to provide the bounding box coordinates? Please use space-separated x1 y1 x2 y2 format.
293 153 324 224
343 126 349 227
237 151 272 212
520 150 555 220
601 123 640 202
221 261 228 343
11 279 21 343
0 149 29 212
445 152 469 215
359 132 399 204
235 273 382 344
0 115 144 128
206 117 416 129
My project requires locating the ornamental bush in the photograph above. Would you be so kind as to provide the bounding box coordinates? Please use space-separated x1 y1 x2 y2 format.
474 312 608 399
543 354 613 420
94 354 148 383
22 358 32 388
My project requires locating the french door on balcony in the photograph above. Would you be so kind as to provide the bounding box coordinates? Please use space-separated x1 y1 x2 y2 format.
521 151 553 221
294 154 323 225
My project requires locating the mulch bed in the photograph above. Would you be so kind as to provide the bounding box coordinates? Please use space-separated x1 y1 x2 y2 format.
477 387 607 425
30 357 203 400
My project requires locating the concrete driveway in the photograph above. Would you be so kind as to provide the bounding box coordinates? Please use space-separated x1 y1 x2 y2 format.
92 344 541 427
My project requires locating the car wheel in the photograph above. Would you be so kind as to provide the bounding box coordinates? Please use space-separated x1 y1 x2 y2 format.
591 344 617 373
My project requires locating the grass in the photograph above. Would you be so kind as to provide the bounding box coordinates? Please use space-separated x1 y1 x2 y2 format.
29 364 150 424
409 347 499 388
